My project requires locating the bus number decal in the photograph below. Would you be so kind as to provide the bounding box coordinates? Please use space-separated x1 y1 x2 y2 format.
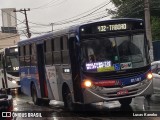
131 77 142 83
97 25 107 32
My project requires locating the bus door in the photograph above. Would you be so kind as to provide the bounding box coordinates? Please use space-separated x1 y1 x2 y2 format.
36 44 48 98
69 36 83 103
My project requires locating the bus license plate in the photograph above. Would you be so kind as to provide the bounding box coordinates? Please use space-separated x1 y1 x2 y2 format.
117 89 128 96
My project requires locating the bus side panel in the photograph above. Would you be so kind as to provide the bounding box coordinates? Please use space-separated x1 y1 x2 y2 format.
20 66 32 96
20 66 41 98
45 65 72 101
45 65 56 100
30 66 42 98
57 65 73 101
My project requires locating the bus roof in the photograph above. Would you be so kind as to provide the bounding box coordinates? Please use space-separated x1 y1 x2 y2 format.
80 18 143 27
18 18 143 46
18 26 80 46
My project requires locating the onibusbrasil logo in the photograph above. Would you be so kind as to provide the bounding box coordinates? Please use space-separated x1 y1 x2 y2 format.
2 112 42 118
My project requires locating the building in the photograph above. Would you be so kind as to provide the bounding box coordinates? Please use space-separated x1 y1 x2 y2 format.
0 8 20 49
0 32 20 49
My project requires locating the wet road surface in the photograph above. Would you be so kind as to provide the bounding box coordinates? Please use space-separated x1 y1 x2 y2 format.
11 92 160 120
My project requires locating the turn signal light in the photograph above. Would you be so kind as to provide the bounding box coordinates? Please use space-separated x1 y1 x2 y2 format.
82 79 93 88
147 73 153 80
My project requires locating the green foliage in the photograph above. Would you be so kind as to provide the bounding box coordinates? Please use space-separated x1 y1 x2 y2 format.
151 17 160 41
111 0 160 41
111 0 144 18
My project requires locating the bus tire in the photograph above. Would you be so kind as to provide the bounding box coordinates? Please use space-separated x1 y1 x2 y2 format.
31 84 41 105
145 95 151 99
63 89 75 111
42 99 50 106
119 98 132 106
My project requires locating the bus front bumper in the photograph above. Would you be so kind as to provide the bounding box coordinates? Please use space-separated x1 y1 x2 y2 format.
83 79 153 104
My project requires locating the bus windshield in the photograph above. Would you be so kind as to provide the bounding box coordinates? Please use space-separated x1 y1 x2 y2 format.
81 34 148 72
6 54 19 72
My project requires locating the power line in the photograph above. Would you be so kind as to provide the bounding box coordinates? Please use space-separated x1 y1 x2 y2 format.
29 0 112 27
14 8 31 38
0 0 114 40
53 0 112 25
1 9 27 26
1 0 113 28
31 0 61 10
32 0 68 10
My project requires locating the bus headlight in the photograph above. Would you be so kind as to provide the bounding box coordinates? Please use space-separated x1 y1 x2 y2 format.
147 73 153 80
12 80 17 84
82 79 93 88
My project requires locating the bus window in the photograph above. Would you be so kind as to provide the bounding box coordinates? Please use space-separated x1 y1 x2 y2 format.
62 36 69 64
53 38 61 64
31 43 37 66
19 46 25 66
117 35 143 65
6 55 19 71
25 45 31 66
44 39 52 65
82 38 116 62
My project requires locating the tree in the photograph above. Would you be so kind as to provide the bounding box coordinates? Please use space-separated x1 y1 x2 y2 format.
151 17 160 40
110 0 160 40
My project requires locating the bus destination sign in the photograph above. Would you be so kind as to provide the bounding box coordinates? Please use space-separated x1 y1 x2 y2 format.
97 24 127 32
80 21 144 35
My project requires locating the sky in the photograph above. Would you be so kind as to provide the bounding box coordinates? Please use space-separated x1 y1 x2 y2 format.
0 0 115 40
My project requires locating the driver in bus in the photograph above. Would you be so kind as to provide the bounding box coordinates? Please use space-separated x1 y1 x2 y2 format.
87 47 96 62
95 39 116 62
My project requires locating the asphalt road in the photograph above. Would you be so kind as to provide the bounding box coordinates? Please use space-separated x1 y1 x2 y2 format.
10 91 160 120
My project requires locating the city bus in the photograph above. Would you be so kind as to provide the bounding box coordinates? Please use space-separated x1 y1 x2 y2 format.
18 18 153 111
0 45 20 93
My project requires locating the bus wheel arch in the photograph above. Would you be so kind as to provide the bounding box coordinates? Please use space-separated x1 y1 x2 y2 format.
62 83 75 111
31 82 41 105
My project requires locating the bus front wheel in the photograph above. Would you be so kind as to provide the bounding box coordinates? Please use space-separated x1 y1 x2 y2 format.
119 98 132 106
31 84 41 105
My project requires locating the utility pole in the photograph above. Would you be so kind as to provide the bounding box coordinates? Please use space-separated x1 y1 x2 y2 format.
14 8 31 38
50 23 54 31
144 0 154 62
